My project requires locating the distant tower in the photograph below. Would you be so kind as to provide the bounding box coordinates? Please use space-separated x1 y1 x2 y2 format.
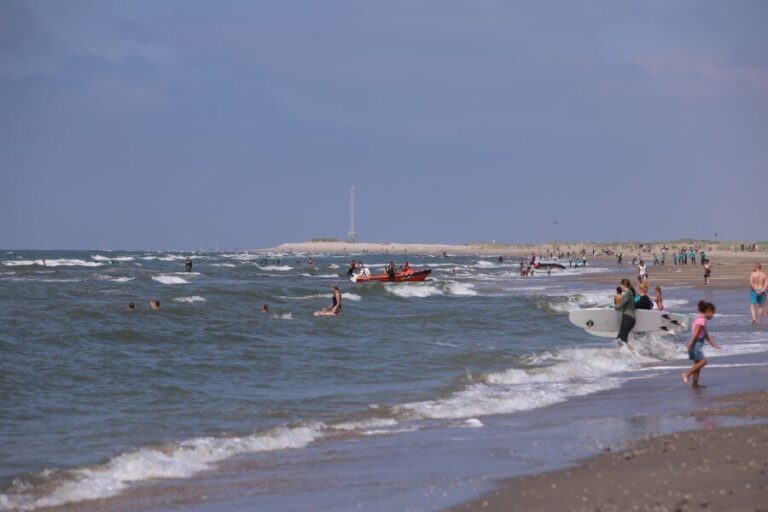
347 187 358 243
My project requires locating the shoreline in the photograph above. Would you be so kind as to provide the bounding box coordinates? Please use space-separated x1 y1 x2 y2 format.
265 240 767 258
448 391 768 512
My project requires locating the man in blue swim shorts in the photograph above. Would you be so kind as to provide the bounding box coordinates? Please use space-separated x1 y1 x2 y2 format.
749 263 767 324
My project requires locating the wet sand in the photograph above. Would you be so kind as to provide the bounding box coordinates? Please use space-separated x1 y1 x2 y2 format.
449 391 768 512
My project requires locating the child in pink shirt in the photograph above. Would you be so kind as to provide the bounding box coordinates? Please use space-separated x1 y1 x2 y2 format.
683 301 720 387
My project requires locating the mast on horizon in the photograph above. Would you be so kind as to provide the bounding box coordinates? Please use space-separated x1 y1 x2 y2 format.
346 187 358 243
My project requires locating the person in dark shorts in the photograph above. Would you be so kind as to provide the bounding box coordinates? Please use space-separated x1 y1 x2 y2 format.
614 278 636 344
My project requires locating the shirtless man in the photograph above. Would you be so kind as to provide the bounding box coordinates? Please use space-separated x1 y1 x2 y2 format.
749 263 767 324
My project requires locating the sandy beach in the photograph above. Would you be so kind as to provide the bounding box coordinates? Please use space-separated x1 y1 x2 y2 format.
449 391 768 512
271 240 767 289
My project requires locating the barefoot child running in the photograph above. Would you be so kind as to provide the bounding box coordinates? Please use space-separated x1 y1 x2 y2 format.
682 301 720 387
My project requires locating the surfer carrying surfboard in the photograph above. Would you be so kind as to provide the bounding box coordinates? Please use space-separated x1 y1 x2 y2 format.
614 279 636 344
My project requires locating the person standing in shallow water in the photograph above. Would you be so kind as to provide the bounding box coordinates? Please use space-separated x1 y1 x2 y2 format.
683 301 720 387
749 263 767 324
184 257 192 272
614 278 636 344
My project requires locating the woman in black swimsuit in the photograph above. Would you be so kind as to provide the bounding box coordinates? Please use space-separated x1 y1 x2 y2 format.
329 284 342 315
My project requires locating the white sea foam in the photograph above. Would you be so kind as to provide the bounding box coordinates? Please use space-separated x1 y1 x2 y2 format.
111 277 135 283
464 418 484 428
330 418 398 431
210 263 236 268
272 313 293 320
152 275 189 285
0 424 324 511
447 282 477 296
173 296 206 303
386 284 444 298
393 342 666 421
301 273 339 278
278 294 327 300
344 293 362 301
91 255 134 262
258 265 294 271
2 259 102 268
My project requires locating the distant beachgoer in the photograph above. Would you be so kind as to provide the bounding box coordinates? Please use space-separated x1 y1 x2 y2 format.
260 304 269 313
150 300 160 310
442 251 448 259
653 286 664 311
617 253 623 266
634 282 653 310
637 260 648 283
498 256 504 263
749 263 767 324
614 278 636 344
184 257 193 272
683 301 720 387
703 260 712 286
308 257 314 266
42 259 47 267
127 302 135 311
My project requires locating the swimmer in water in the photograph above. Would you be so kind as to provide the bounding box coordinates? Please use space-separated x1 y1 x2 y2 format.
314 284 341 316
260 304 269 313
128 302 135 311
150 300 160 310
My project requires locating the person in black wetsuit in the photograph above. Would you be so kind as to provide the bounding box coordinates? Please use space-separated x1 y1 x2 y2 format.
184 257 192 272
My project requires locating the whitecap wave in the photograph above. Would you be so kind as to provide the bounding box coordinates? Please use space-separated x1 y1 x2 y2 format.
2 259 102 268
0 424 324 511
173 296 206 303
385 284 444 298
258 265 294 271
393 341 669 421
152 275 189 285
91 255 134 262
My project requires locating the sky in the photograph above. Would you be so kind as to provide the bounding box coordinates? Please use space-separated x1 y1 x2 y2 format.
1 0 766 250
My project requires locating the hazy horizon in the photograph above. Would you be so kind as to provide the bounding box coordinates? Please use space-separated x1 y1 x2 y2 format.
2 1 766 250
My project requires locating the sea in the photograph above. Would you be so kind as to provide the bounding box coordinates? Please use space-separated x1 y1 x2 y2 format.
1 250 767 511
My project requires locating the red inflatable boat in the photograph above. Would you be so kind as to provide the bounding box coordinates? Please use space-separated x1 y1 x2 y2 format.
350 268 431 283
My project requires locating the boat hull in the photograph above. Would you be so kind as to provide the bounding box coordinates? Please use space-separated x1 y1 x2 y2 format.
351 269 431 283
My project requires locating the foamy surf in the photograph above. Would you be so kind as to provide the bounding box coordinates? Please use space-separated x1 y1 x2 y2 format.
393 340 671 421
2 259 103 268
152 275 189 285
173 296 206 303
0 424 325 511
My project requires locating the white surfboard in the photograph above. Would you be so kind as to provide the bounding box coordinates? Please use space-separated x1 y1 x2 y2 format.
568 308 688 337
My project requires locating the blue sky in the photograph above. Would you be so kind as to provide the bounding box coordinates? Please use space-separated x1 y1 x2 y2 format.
1 0 766 250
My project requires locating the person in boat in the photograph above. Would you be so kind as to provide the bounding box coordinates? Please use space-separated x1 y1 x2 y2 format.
347 259 357 278
386 261 397 281
401 261 412 274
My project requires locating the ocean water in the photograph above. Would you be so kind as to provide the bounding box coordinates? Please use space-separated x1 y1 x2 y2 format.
1 251 766 511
